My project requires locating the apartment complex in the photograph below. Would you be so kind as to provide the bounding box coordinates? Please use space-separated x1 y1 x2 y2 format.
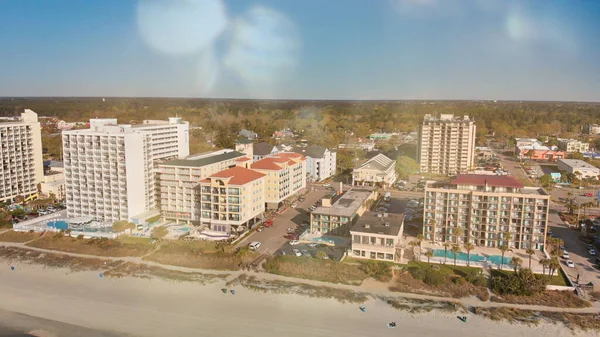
0 109 44 203
350 212 405 262
423 175 550 251
557 138 589 153
351 153 397 187
63 117 189 222
251 152 306 209
417 114 476 175
197 166 265 234
293 145 336 182
557 159 600 179
310 187 376 236
158 150 247 224
584 124 600 135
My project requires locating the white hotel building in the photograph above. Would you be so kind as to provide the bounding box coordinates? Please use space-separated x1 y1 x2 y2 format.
0 109 44 203
62 117 189 222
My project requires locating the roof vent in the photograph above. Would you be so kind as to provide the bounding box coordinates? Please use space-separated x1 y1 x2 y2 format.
364 224 370 229
384 222 390 227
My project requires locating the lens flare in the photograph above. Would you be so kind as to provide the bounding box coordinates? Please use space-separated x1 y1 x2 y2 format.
224 6 300 90
136 0 228 56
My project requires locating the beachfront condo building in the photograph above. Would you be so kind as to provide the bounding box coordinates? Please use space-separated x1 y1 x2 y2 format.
418 114 476 175
158 150 247 224
0 109 44 203
350 212 405 262
423 175 550 251
62 117 189 222
197 166 265 234
250 152 306 210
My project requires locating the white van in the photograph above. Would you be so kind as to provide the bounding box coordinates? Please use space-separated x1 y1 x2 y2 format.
384 192 391 201
248 242 262 250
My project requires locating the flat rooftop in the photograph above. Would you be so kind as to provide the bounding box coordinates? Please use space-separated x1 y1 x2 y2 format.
312 187 374 217
350 212 404 236
558 159 599 170
161 150 245 168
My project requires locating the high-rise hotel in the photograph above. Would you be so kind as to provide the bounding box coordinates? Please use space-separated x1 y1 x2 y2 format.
418 114 476 175
0 109 43 203
62 117 189 222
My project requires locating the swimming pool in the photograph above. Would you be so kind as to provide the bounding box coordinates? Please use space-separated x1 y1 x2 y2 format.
432 249 511 265
178 227 191 232
309 236 348 246
46 220 68 230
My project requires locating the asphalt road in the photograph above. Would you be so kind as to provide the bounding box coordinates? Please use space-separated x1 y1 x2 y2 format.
236 190 328 254
548 211 600 286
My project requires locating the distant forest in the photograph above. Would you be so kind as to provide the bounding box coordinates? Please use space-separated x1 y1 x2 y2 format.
2 97 600 162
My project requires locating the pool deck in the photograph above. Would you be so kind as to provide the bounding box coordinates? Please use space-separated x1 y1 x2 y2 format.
420 242 547 274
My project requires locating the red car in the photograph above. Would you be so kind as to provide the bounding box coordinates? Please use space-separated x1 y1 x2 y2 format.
284 233 299 240
584 193 593 197
264 219 274 227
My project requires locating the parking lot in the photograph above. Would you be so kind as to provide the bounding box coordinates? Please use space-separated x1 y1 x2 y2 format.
236 189 329 255
548 210 600 287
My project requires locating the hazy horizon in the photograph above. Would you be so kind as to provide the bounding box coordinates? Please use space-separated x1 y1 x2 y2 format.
1 0 600 101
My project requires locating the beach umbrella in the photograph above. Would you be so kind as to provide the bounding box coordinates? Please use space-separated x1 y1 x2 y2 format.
10 266 14 270
99 273 103 278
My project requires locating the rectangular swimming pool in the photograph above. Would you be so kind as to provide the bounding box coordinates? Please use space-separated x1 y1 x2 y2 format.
432 249 511 265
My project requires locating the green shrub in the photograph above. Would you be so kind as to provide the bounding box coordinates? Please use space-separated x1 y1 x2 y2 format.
491 268 548 296
77 234 84 239
409 266 447 286
361 261 392 282
453 277 466 285
465 270 488 287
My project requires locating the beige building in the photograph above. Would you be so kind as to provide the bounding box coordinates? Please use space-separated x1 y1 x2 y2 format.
251 152 306 209
423 175 550 251
418 114 476 175
557 138 589 153
158 150 247 224
40 161 65 201
351 153 397 187
197 166 265 234
0 109 44 203
310 187 377 236
557 159 600 179
350 212 405 262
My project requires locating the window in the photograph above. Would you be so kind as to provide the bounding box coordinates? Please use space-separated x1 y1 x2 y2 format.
377 252 384 259
385 238 393 247
370 252 376 259
353 250 360 256
385 254 393 260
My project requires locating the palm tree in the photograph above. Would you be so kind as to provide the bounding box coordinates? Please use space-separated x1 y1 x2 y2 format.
540 258 550 276
451 244 461 266
463 242 474 267
549 257 560 277
455 227 464 245
443 242 450 264
498 244 509 270
425 250 433 264
416 234 424 257
525 248 535 269
511 257 522 272
408 241 419 261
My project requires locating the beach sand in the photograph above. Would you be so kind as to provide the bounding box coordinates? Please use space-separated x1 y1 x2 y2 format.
0 262 583 337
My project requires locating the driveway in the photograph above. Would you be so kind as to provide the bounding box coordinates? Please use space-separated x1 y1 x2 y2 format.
548 210 600 285
235 190 328 254
277 242 346 261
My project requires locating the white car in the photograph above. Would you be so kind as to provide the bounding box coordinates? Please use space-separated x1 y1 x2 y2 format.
323 184 331 187
292 249 302 256
562 251 570 259
566 260 575 268
308 243 318 247
289 240 300 246
589 249 597 256
248 242 262 250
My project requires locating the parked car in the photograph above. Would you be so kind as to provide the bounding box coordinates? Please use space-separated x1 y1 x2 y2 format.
264 220 273 227
566 260 575 268
299 197 305 202
587 244 594 250
584 193 593 197
292 249 302 257
291 203 298 208
308 243 318 248
289 240 300 246
589 249 597 256
563 251 570 259
248 242 262 250
284 234 299 240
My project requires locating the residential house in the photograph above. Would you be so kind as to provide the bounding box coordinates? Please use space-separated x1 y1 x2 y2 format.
557 139 590 153
350 212 405 262
253 142 280 161
351 153 397 187
238 129 258 140
292 145 337 182
518 149 565 161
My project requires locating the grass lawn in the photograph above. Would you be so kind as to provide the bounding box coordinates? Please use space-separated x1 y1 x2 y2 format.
406 261 481 277
143 240 255 271
0 230 42 243
491 268 569 286
263 255 369 285
26 233 154 257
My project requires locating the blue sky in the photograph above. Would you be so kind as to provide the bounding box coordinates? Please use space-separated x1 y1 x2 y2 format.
1 0 600 101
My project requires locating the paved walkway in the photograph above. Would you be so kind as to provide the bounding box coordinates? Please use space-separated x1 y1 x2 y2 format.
0 240 598 314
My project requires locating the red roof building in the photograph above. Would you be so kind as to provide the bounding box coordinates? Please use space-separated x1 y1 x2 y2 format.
451 174 524 189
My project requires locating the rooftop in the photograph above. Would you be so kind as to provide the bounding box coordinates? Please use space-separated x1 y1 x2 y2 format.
354 153 394 172
423 113 473 122
201 166 266 185
162 150 245 168
312 187 374 217
451 174 524 189
253 142 278 156
43 160 64 168
236 138 254 144
350 212 404 236
292 145 330 158
251 152 305 170
558 159 599 170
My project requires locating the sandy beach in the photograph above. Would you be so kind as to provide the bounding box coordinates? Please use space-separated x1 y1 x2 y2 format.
0 262 584 337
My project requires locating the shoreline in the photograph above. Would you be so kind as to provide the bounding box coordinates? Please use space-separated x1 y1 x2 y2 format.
0 254 593 336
